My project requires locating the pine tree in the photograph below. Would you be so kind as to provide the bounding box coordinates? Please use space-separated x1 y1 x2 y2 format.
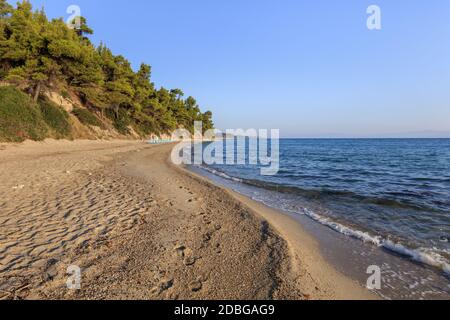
0 1 214 135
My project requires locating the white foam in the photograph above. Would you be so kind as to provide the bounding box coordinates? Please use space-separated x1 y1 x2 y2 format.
301 208 450 276
382 242 450 276
196 165 243 183
195 164 450 276
301 208 382 245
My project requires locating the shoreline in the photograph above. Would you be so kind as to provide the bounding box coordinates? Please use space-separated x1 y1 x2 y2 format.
178 163 376 300
0 139 374 300
189 162 450 300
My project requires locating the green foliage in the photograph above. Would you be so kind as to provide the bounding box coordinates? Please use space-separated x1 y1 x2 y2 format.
0 86 47 142
69 16 93 39
0 0 12 17
39 98 71 138
72 107 103 128
0 1 214 141
106 108 131 135
60 89 70 100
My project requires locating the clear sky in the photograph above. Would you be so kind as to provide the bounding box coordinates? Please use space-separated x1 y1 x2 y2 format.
20 0 450 137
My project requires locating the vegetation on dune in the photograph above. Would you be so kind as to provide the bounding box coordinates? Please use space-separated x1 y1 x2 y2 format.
72 106 103 128
0 0 214 141
106 108 131 135
38 97 72 138
0 86 74 141
0 86 46 141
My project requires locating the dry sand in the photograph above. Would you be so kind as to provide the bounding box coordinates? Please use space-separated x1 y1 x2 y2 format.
0 140 375 300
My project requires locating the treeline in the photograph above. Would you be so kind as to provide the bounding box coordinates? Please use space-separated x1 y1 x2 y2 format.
0 0 213 137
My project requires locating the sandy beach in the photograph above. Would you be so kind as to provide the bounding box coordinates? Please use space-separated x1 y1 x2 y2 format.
0 140 374 300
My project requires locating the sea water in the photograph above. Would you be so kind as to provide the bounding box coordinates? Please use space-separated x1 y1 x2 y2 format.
190 139 450 299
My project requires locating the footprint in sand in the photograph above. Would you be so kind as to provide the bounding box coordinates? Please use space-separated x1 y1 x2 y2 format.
187 197 203 203
173 245 197 266
202 216 211 225
201 224 221 246
189 279 202 292
151 278 174 295
173 245 186 258
40 258 60 282
183 256 196 266
202 232 212 243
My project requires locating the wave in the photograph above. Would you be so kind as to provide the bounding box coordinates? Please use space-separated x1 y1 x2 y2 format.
198 166 442 213
197 165 244 183
299 208 450 276
411 177 450 183
195 164 450 276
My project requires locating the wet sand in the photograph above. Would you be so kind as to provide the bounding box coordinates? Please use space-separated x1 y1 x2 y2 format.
0 140 374 300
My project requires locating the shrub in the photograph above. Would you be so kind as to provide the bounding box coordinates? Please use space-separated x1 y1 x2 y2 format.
60 89 71 101
132 112 159 136
0 86 48 142
72 107 104 128
106 108 131 135
39 98 72 138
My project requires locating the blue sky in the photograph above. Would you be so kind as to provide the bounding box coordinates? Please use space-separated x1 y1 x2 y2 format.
18 0 450 137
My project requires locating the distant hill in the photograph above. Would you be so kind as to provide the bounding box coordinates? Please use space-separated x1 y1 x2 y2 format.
282 131 450 139
376 131 450 139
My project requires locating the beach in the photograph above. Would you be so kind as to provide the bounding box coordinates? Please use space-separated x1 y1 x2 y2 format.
0 140 374 300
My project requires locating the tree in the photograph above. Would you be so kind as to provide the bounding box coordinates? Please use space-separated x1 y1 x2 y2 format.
185 96 197 110
170 88 184 100
202 111 214 131
1 1 51 100
0 0 12 18
0 0 12 75
69 16 93 39
0 1 213 136
137 63 151 82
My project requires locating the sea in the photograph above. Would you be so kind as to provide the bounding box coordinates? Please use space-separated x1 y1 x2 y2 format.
189 138 450 300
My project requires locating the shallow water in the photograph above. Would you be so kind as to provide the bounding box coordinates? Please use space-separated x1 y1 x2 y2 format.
190 138 450 299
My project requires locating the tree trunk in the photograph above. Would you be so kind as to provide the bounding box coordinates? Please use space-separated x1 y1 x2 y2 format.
33 82 42 102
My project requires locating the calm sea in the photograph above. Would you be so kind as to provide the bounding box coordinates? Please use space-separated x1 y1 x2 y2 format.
191 139 450 299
